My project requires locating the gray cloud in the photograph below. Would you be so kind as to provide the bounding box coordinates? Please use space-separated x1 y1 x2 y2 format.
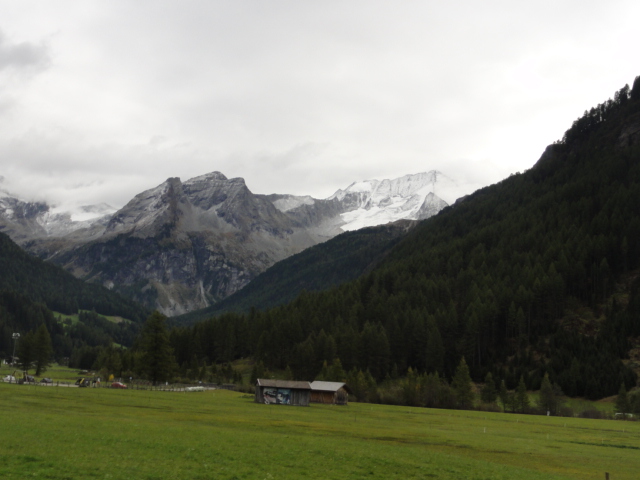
0 29 50 72
0 1 639 212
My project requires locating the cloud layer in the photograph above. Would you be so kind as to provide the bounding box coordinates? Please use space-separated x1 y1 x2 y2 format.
1 1 639 211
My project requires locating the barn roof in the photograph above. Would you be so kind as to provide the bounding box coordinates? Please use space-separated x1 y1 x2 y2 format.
256 379 311 389
309 381 352 394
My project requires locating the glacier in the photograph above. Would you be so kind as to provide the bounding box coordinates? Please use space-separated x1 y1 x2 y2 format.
327 171 452 231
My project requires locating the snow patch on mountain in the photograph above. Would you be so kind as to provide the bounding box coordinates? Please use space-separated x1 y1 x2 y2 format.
328 171 452 231
1 187 116 238
70 204 116 222
272 195 315 212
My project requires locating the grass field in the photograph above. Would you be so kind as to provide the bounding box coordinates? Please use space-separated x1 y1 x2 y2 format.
2 363 89 383
52 310 132 325
1 382 638 480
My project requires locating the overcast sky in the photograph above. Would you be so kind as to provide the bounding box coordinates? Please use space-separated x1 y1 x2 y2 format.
1 1 639 211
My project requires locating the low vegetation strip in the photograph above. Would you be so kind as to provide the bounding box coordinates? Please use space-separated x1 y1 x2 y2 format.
567 441 640 450
1 383 639 479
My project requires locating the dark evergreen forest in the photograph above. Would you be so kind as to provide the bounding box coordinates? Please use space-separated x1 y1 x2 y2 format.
0 232 149 363
168 77 640 400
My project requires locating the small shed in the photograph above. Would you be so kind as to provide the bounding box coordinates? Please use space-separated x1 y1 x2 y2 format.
309 381 352 405
255 379 311 406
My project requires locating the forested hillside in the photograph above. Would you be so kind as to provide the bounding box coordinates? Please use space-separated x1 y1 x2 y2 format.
0 232 148 320
173 221 414 325
168 77 640 400
0 232 149 366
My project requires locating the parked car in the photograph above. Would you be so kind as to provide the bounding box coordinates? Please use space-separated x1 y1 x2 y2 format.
111 382 127 389
40 378 53 384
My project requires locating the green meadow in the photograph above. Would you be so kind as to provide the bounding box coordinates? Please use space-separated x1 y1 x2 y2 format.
0 383 638 480
53 310 132 325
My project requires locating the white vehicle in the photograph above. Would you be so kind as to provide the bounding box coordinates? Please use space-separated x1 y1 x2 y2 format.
185 386 205 392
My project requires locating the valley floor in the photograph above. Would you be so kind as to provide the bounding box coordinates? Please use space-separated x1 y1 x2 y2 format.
1 382 639 479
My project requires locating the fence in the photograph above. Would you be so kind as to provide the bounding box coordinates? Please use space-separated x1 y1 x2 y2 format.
2 377 235 392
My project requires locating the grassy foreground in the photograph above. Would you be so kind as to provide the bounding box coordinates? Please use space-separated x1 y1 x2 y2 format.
1 383 638 480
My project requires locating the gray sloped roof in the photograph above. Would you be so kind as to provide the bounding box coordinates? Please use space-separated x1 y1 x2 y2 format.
309 381 352 393
256 379 311 389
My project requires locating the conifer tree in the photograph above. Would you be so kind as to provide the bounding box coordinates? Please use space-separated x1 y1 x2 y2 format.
425 317 445 374
402 367 419 406
250 361 267 384
615 383 630 417
538 372 556 415
316 360 329 381
327 358 346 382
452 357 474 409
188 354 200 380
481 372 497 404
33 324 53 376
515 375 530 413
630 391 640 415
16 330 36 372
137 311 177 385
347 369 366 401
499 379 509 412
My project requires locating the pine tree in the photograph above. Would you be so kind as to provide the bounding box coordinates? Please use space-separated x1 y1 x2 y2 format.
316 360 329 381
33 324 53 376
452 357 474 409
363 370 378 403
16 330 36 372
515 375 530 413
615 383 630 417
137 311 177 385
425 316 445 374
250 361 267 383
499 379 509 412
402 367 419 406
327 358 346 382
630 391 640 415
283 365 294 381
538 372 556 415
480 372 497 404
188 354 200 380
94 347 123 378
346 369 366 402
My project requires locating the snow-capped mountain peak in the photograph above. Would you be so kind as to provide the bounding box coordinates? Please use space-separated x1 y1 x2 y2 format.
326 171 450 231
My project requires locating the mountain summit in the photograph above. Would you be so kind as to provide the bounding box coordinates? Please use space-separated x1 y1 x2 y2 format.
265 171 451 238
327 171 451 231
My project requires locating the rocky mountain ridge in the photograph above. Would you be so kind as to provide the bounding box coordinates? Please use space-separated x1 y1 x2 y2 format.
1 171 452 315
0 190 115 241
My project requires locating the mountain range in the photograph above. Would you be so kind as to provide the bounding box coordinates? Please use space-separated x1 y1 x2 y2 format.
0 171 454 316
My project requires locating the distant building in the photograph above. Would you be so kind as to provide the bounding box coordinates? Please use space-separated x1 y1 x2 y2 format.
255 379 311 406
310 381 351 405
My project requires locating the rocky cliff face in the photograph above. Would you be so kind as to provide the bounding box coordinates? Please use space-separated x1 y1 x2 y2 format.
2 171 452 316
28 173 320 316
0 194 51 241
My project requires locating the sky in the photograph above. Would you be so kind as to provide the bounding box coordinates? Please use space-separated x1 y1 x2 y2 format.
1 1 639 211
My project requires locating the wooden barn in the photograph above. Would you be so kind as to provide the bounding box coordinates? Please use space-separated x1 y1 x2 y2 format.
255 379 311 406
309 381 352 405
